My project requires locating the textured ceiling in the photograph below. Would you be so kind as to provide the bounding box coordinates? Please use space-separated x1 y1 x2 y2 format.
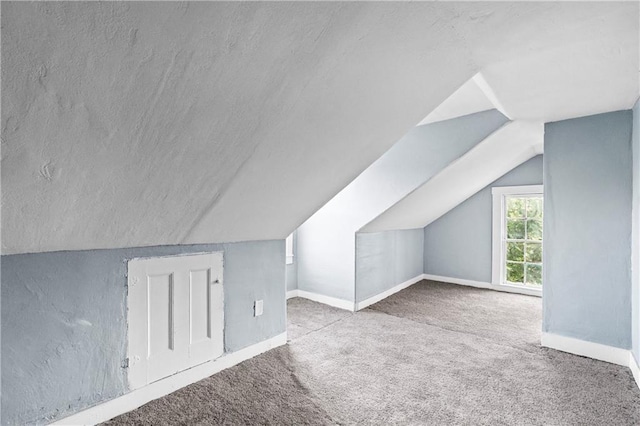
417 76 495 126
2 2 638 254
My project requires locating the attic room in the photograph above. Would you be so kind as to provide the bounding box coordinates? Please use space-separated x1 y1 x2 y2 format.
1 1 639 425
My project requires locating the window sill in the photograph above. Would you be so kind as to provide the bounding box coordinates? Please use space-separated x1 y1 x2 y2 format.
495 282 542 297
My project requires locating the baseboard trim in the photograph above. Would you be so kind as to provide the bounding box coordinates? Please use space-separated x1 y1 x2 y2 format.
541 332 629 366
422 273 542 297
51 332 288 425
356 274 424 310
630 353 640 390
286 289 299 300
293 290 355 311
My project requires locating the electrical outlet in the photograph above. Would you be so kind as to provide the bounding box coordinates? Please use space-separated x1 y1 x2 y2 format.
254 300 264 317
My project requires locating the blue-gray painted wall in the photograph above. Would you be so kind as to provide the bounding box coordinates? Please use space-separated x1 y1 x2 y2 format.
286 263 297 292
423 156 543 283
544 110 632 349
1 240 285 425
297 110 509 302
632 100 640 362
355 229 424 303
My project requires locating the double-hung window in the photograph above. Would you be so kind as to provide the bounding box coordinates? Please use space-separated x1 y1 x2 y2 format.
492 185 543 294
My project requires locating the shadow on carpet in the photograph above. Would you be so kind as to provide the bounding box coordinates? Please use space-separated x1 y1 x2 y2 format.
106 280 640 425
103 346 338 425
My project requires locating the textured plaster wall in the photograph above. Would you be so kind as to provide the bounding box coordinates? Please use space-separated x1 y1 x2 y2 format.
632 100 640 362
1 240 285 425
2 2 637 255
355 229 424 303
423 156 543 283
296 110 507 302
543 110 632 349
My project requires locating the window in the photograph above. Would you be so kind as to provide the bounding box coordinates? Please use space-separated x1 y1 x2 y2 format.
285 233 294 265
492 185 543 293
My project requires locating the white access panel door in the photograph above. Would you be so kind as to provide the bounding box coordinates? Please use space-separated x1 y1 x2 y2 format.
127 252 224 390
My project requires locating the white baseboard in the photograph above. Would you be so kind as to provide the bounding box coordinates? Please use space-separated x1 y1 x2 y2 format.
630 352 640 390
286 289 299 300
541 332 629 366
422 273 542 297
356 274 424 311
51 332 288 425
293 290 355 311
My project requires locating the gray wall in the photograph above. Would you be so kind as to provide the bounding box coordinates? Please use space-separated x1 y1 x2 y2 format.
297 110 508 302
633 100 640 362
544 110 632 349
423 156 543 283
355 229 424 303
1 240 285 425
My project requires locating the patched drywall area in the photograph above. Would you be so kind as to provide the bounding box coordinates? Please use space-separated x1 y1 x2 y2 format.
544 110 632 349
355 229 424 303
296 110 508 302
1 240 285 425
423 156 543 283
632 100 640 362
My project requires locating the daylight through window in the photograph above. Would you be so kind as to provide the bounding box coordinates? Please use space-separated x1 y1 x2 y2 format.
503 195 543 287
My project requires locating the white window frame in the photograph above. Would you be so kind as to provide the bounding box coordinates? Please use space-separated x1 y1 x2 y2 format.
491 185 543 297
285 233 294 265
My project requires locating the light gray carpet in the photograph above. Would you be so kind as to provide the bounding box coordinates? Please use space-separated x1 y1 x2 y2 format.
106 280 640 425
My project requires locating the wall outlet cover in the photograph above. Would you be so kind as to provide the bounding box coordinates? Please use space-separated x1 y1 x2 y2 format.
254 300 264 317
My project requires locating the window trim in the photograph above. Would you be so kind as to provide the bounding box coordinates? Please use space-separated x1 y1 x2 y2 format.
491 185 543 296
285 233 294 265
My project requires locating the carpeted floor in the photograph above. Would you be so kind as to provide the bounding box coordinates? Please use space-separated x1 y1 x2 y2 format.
106 280 640 425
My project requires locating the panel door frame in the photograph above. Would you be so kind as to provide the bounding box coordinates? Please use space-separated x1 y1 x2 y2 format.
127 252 224 390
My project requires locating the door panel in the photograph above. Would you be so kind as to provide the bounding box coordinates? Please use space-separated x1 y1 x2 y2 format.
147 273 183 383
188 254 224 366
190 269 211 344
148 273 174 354
127 252 224 390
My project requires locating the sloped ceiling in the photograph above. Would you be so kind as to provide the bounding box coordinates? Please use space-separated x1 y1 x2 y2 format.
479 6 639 122
416 76 495 126
361 121 544 233
2 2 638 254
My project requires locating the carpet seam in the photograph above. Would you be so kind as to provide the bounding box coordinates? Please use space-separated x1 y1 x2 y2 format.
289 314 354 342
365 306 541 356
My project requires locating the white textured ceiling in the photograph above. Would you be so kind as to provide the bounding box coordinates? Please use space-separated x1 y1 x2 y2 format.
479 5 639 122
416 77 495 126
2 2 638 254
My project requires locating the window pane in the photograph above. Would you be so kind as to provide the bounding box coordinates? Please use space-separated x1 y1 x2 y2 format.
506 242 524 262
507 197 525 218
500 192 544 288
507 262 524 283
525 243 542 263
507 219 525 239
526 197 543 218
526 263 543 286
526 220 543 241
